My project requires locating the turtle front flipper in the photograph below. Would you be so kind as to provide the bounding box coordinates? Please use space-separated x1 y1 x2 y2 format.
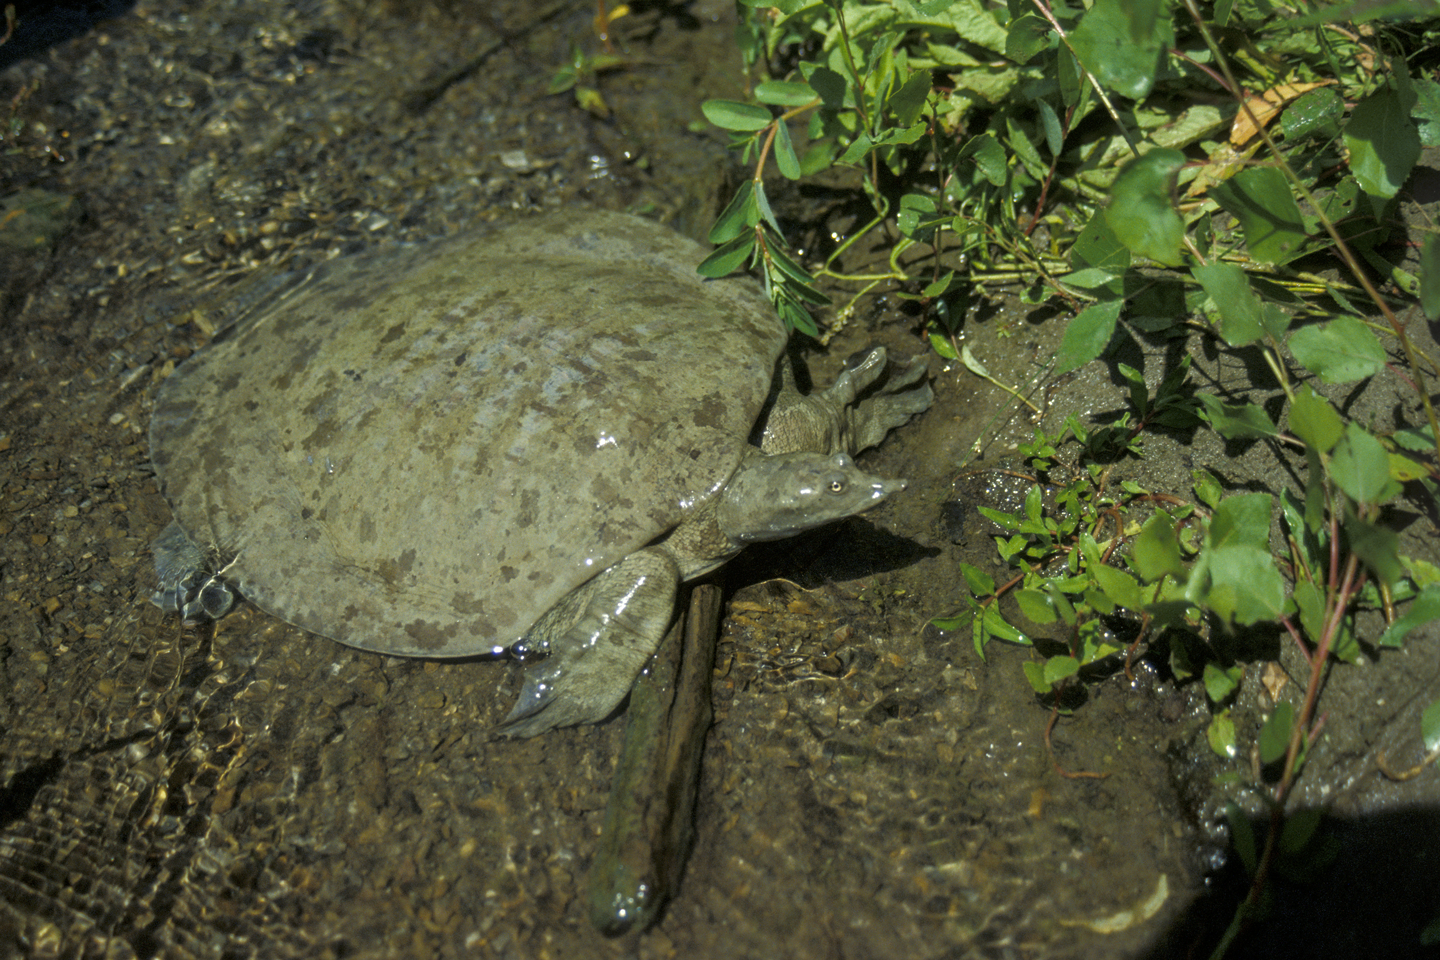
498 549 680 738
832 348 933 453
760 346 932 457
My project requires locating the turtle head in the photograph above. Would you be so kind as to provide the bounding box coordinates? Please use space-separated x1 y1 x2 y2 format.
717 451 905 544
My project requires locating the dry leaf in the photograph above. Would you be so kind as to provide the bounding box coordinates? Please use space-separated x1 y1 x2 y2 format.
1230 81 1335 147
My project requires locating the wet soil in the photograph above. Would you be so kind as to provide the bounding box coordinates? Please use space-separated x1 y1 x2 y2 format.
1 2 1438 959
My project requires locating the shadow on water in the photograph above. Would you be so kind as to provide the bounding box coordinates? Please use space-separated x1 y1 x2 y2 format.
0 0 137 70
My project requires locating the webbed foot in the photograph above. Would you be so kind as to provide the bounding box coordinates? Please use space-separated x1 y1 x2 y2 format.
498 550 680 738
830 347 933 452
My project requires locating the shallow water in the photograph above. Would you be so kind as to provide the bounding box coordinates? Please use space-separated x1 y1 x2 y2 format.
1 2 1437 958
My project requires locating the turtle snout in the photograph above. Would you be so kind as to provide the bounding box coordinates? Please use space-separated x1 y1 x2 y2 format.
872 477 907 499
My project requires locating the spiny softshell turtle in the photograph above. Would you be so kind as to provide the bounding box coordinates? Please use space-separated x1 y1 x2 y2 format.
149 209 931 736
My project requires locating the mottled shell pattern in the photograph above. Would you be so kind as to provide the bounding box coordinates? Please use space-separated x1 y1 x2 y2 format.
149 211 786 657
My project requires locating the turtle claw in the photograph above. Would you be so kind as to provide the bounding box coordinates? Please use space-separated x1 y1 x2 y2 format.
497 658 573 738
496 630 635 738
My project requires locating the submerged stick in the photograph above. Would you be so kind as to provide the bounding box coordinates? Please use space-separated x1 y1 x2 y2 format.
587 580 723 935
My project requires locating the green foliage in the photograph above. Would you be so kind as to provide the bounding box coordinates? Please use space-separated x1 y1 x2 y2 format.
1106 150 1187 268
698 3 1440 534
698 6 1440 947
548 44 630 119
933 311 1434 808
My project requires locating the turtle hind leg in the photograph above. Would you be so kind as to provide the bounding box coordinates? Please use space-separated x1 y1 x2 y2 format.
498 549 679 738
149 520 238 622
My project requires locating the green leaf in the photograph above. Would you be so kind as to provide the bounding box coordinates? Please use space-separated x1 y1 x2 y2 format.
887 68 932 127
1302 446 1326 533
1202 545 1287 624
1058 43 1082 109
1063 268 1122 292
1329 616 1361 665
1192 262 1265 346
1044 582 1078 625
1105 149 1187 268
1378 585 1440 648
1092 562 1143 611
1197 393 1279 440
1118 362 1148 416
1290 385 1343 453
1208 711 1237 758
696 233 755 278
1394 424 1438 453
1210 493 1273 550
710 180 757 243
753 181 782 236
1192 468 1224 510
754 80 818 107
1422 234 1440 321
1084 586 1116 615
1279 808 1323 856
774 119 801 179
807 65 849 111
958 133 1007 186
1261 303 1291 340
1023 660 1052 693
548 64 578 95
1344 82 1422 201
981 603 1030 645
1259 701 1295 765
1024 483 1043 523
1330 422 1395 505
766 243 826 299
799 140 836 176
960 562 996 596
1005 12 1050 64
1016 588 1057 624
978 505 1019 530
702 99 774 132
1054 299 1122 374
1037 98 1063 157
1344 510 1403 585
922 271 953 298
1288 317 1386 384
774 295 819 338
1423 696 1440 754
837 131 875 165
1414 78 1440 147
1194 494 1286 625
1203 662 1241 703
1291 578 1328 646
1210 165 1308 266
1069 0 1172 100
1133 513 1185 583
1283 87 1344 141
930 613 967 632
1044 655 1080 686
1070 209 1131 278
